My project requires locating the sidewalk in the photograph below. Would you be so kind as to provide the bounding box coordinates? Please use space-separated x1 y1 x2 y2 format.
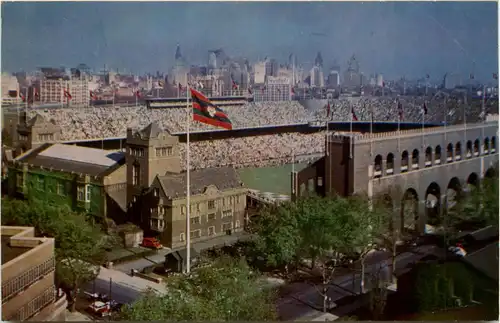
277 245 441 319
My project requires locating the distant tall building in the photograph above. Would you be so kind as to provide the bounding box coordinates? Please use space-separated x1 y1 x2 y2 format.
327 70 340 88
39 68 89 107
314 52 324 68
208 49 227 70
376 74 384 87
171 44 188 86
1 73 20 105
310 66 324 88
343 54 362 89
253 61 266 84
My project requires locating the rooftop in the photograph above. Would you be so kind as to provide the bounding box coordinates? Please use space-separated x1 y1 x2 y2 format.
1 236 31 265
158 167 243 198
16 143 125 177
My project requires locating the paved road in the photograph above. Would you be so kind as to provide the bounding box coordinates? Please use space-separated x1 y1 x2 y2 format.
277 245 440 320
83 266 166 305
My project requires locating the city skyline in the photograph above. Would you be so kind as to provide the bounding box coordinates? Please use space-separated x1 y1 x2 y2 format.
2 1 498 80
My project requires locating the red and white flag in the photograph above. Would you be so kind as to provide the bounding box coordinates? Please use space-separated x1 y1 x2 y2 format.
135 90 141 98
351 107 358 121
19 92 26 102
90 91 98 100
64 89 72 100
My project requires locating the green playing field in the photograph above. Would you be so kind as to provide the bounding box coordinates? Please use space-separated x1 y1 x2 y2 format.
237 162 308 195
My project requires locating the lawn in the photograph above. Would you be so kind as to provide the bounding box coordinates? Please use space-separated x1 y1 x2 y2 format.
237 162 308 195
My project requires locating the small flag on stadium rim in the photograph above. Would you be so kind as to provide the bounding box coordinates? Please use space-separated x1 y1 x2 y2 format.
398 101 404 120
248 88 253 95
326 102 331 118
90 90 98 100
421 102 428 115
190 88 232 130
19 92 26 102
493 73 498 80
135 90 141 98
232 79 239 90
34 89 40 100
351 107 358 121
64 89 72 99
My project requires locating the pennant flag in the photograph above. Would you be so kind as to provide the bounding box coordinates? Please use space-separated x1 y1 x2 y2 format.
493 73 498 80
19 92 26 102
351 107 358 121
231 78 239 90
90 91 98 100
291 87 295 95
190 88 232 130
248 88 253 95
64 89 72 99
34 89 40 100
398 101 404 120
421 102 428 115
135 90 141 98
326 103 331 118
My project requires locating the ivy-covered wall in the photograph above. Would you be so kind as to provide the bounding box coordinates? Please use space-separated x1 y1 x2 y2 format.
7 165 106 219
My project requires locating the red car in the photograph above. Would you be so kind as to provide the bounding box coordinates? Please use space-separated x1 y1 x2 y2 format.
141 237 163 249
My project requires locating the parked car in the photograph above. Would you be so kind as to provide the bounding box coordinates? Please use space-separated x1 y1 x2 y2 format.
88 301 112 317
141 237 163 249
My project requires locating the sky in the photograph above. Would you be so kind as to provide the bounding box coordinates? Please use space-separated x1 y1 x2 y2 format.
1 1 498 81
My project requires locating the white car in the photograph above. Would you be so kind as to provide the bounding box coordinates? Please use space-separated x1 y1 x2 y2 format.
88 301 112 317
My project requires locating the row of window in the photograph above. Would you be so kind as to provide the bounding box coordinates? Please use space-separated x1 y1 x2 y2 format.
179 222 238 242
155 146 173 157
19 134 29 141
38 133 54 142
8 286 56 321
2 258 55 301
150 211 233 231
373 137 497 177
129 147 145 157
179 197 242 215
16 173 94 202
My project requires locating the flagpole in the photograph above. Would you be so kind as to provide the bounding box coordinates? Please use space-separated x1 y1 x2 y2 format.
397 110 401 153
444 97 447 141
25 88 28 116
481 84 485 147
185 75 191 274
135 89 138 107
370 104 373 157
422 101 425 149
350 108 353 159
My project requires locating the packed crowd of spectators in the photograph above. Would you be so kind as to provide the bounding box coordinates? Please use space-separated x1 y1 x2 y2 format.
26 96 497 169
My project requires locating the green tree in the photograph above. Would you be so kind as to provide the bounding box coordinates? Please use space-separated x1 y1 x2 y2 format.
252 202 302 269
120 257 277 321
1 195 108 311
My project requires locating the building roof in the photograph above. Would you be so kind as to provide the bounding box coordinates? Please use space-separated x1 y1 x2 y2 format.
462 242 499 282
157 167 243 198
15 143 125 177
1 235 31 265
138 122 162 139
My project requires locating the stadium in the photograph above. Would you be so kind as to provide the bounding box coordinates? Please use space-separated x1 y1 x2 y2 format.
22 94 498 200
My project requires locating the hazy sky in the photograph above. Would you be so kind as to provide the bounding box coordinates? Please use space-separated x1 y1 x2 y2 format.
2 1 498 80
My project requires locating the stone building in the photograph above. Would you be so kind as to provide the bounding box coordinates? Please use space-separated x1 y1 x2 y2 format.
1 226 67 321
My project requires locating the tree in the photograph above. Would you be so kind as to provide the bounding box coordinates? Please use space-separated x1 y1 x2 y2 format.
252 202 302 269
119 257 277 321
1 195 109 311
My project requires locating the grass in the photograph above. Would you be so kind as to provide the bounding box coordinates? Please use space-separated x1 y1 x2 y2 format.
237 163 308 195
407 305 493 321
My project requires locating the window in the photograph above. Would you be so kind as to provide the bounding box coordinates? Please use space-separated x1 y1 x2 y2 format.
208 226 216 236
208 200 215 209
222 210 232 218
190 216 200 225
85 185 91 202
190 230 201 239
401 151 409 172
158 220 165 230
35 176 44 190
19 134 28 141
181 205 186 215
374 155 383 177
386 153 394 174
222 197 226 206
236 220 241 228
197 203 201 212
132 163 140 186
77 186 85 201
180 233 185 242
207 213 216 221
154 188 159 197
56 181 65 195
222 222 232 232
155 148 161 157
435 146 442 164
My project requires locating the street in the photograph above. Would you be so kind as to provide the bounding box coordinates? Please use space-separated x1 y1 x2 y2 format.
83 266 166 305
277 245 441 320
